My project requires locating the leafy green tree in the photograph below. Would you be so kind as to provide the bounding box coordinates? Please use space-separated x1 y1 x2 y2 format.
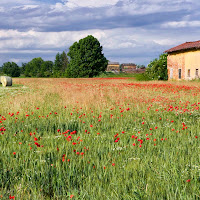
40 61 53 77
145 53 168 80
67 35 108 77
20 63 27 75
24 57 44 77
53 53 62 77
60 51 69 73
2 62 21 77
0 66 3 75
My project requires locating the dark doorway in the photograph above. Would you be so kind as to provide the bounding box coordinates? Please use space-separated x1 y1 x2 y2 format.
178 69 181 79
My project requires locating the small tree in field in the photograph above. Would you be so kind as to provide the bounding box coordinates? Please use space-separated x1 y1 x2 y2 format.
67 35 108 77
145 53 168 80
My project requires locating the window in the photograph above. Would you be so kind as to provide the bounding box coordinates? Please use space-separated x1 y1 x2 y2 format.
178 69 181 79
170 68 173 79
187 69 190 77
196 69 199 77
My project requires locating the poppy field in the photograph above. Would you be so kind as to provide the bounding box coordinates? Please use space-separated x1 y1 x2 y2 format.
0 78 200 199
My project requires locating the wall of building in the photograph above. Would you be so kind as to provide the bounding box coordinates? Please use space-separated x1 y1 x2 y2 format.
184 50 200 80
167 49 200 80
106 64 120 72
167 52 185 80
121 64 136 70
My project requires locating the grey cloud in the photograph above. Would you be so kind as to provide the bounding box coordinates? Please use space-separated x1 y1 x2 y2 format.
0 0 195 32
0 0 200 66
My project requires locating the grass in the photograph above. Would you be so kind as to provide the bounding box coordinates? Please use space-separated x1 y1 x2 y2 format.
96 72 153 81
96 72 136 78
0 78 200 199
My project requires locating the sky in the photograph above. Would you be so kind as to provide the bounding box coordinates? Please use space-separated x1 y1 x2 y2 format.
0 0 200 66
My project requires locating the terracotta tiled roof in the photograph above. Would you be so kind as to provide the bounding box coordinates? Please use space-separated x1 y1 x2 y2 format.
108 62 119 65
164 40 200 53
121 63 136 66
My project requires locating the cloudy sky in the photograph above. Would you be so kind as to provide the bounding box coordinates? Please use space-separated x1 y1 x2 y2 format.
0 0 200 66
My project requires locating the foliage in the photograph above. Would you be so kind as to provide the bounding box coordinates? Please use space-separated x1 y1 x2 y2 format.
60 51 69 73
53 51 69 77
145 53 168 80
41 61 53 77
24 57 44 77
67 35 108 77
1 51 69 78
20 63 27 75
24 58 54 77
53 53 62 77
0 66 3 75
2 62 21 77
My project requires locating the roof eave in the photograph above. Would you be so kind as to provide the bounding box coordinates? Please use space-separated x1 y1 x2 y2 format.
164 47 200 54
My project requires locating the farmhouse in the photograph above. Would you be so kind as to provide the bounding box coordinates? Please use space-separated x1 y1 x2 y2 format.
165 40 200 80
106 62 145 73
121 63 137 73
106 62 120 72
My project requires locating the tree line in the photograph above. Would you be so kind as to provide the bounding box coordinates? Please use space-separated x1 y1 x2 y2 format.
0 35 168 80
0 35 108 78
0 51 69 78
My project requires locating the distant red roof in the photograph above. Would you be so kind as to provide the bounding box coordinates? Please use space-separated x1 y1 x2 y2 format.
164 40 200 53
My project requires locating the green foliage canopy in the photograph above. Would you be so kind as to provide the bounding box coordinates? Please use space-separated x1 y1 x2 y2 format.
24 57 44 77
145 53 168 80
53 51 69 77
67 35 108 77
2 62 20 77
40 61 53 77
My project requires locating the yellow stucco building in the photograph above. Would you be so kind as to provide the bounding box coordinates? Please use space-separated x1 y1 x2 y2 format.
106 62 120 72
165 40 200 80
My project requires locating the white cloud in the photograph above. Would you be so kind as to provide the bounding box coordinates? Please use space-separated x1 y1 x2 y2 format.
64 0 119 8
0 0 37 6
9 58 28 63
162 20 200 28
0 7 4 12
0 49 57 54
0 29 107 50
12 5 39 10
153 39 178 46
49 3 67 12
21 5 39 10
101 0 194 17
50 0 119 12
